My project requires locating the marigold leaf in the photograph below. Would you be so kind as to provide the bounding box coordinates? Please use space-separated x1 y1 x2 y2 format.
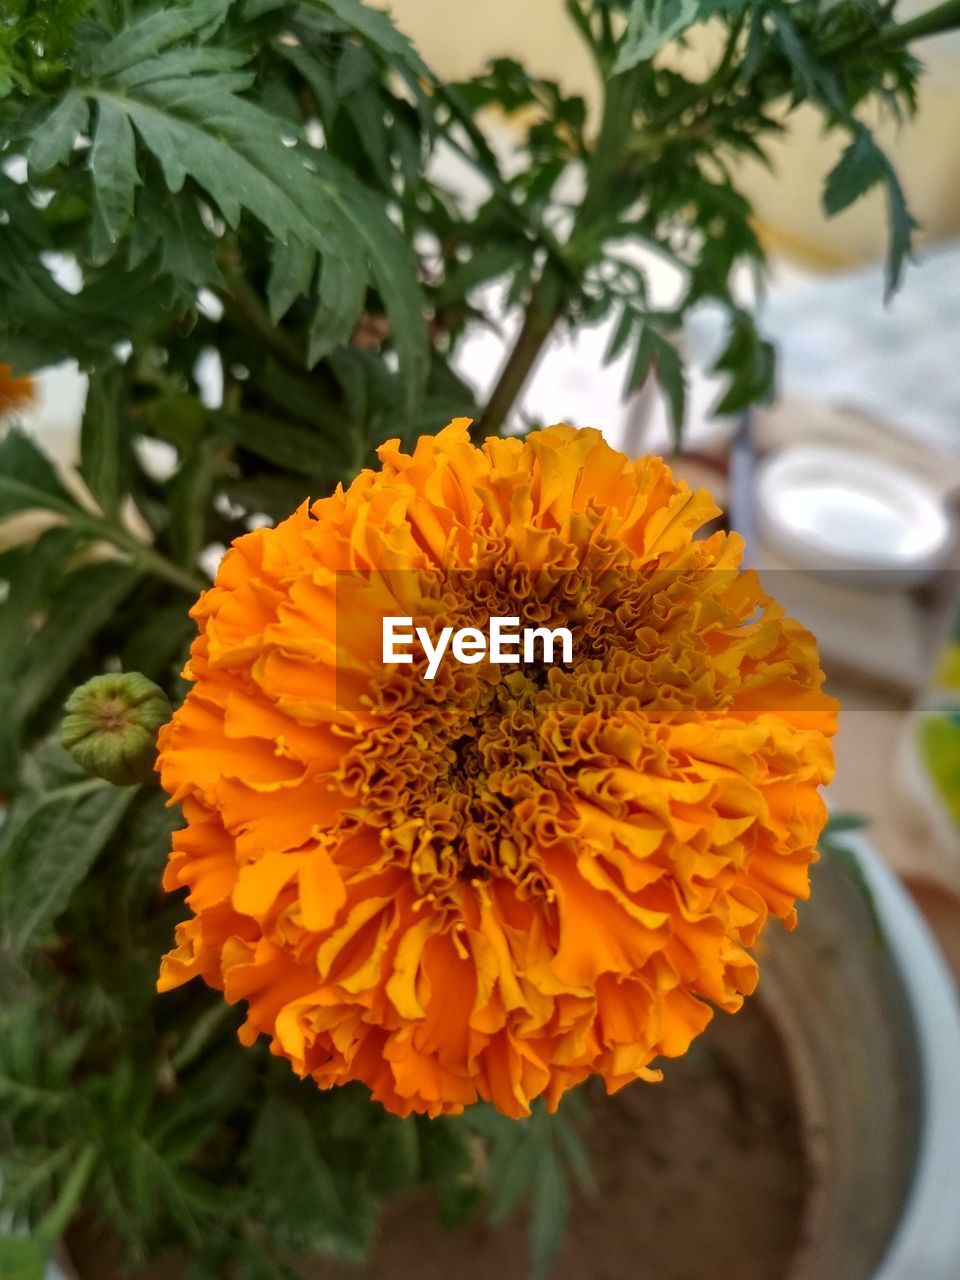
26 90 88 173
0 759 136 957
216 412 352 480
625 323 686 445
529 1145 568 1280
316 0 430 80
89 98 139 263
822 126 916 299
0 429 76 520
267 236 316 325
615 0 702 70
78 72 427 424
711 309 776 416
307 252 367 368
90 0 231 79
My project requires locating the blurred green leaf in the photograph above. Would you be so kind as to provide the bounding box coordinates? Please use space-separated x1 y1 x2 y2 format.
89 98 139 264
625 322 686 446
0 1235 46 1280
823 126 917 298
615 0 701 70
529 1143 567 1280
317 0 430 80
80 365 126 518
711 309 775 416
216 412 351 480
26 89 88 172
0 751 136 957
0 430 76 521
307 253 367 367
267 236 316 325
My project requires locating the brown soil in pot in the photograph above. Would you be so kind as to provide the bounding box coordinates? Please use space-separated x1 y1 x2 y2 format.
318 997 805 1280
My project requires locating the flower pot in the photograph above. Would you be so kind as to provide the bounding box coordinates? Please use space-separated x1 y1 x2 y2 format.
763 835 960 1280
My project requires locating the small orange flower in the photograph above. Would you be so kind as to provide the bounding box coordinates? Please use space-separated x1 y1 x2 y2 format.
0 363 34 414
157 422 836 1117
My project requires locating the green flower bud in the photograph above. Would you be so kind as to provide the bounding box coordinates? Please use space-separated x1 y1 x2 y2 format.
61 673 171 787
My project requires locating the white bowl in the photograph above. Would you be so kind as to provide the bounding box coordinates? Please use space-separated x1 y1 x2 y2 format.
756 444 954 588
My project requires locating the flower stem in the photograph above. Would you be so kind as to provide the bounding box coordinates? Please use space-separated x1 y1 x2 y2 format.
476 69 642 439
868 0 960 47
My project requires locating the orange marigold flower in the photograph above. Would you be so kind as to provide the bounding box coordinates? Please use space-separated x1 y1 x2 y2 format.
157 421 836 1118
0 363 34 414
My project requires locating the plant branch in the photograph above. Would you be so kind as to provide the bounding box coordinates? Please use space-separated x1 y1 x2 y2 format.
476 69 643 438
864 0 960 49
471 276 565 442
216 269 307 375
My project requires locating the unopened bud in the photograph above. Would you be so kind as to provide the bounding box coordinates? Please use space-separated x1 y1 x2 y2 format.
61 673 171 786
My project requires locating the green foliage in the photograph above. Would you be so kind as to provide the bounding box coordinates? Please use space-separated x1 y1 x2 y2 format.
822 126 917 298
0 0 955 1277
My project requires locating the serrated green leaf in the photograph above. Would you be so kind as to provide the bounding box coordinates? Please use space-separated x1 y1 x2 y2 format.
822 127 916 298
317 0 430 80
267 236 316 324
0 767 136 956
90 0 231 79
219 474 312 523
111 45 252 91
0 532 76 787
625 323 686 445
307 252 367 367
615 0 701 71
342 81 392 189
89 97 139 262
26 90 89 173
488 1131 539 1224
216 412 351 480
604 304 636 365
128 187 224 289
711 309 775 416
0 228 176 366
81 77 427 423
336 42 377 98
275 42 338 130
247 1096 347 1249
529 1146 568 1280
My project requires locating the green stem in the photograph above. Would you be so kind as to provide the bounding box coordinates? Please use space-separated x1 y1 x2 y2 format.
67 510 206 595
37 1145 97 1246
472 273 566 441
217 270 307 374
476 69 643 439
865 0 960 48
